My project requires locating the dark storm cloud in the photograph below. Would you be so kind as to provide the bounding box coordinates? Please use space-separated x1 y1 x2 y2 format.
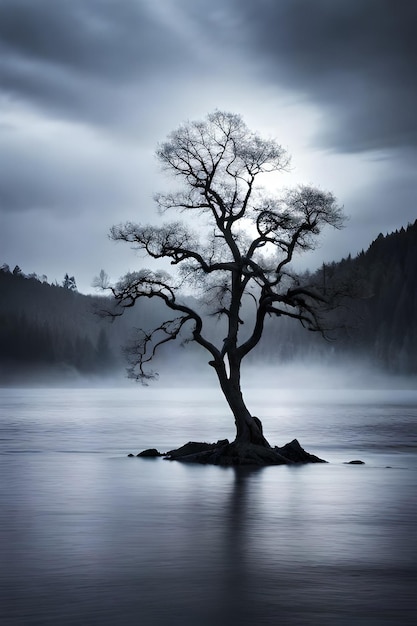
0 0 194 127
0 0 156 78
2 0 415 153
201 0 417 152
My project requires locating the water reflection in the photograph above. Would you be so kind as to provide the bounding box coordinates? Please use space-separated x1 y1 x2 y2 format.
1 453 417 625
216 468 256 623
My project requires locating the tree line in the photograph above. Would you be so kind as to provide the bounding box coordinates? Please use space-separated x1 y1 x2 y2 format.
0 268 116 382
335 220 417 373
257 219 417 374
1 220 417 383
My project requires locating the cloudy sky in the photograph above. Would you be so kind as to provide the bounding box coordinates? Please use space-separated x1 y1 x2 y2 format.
1 0 416 293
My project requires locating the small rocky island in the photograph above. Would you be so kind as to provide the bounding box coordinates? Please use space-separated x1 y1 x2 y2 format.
129 438 327 466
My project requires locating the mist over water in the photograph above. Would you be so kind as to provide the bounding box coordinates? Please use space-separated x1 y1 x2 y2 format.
1 374 416 625
242 360 417 405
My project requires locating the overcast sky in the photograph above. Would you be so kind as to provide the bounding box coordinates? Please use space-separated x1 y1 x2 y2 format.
1 0 416 293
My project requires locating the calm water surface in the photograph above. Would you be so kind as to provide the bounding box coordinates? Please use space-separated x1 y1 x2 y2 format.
1 386 416 625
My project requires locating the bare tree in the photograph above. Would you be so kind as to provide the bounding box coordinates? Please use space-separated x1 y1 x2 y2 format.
110 111 344 461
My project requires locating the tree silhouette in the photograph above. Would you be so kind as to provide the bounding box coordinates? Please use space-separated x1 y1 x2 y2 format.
62 273 77 291
110 111 344 462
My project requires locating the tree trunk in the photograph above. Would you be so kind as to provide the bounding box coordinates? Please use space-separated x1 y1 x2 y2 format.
216 364 270 448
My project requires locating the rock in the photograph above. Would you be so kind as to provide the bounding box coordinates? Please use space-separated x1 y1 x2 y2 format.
163 438 326 466
137 448 162 457
275 439 327 464
216 439 229 447
165 441 228 460
344 459 365 465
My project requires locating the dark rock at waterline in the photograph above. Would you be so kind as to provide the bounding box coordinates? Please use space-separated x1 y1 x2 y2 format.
131 439 326 466
137 448 162 457
166 440 229 460
163 438 326 467
344 459 365 465
274 439 327 464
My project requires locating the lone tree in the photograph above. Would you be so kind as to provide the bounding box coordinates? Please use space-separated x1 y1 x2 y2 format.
110 111 344 465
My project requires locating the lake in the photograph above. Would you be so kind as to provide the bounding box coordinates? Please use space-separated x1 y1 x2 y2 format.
1 385 416 625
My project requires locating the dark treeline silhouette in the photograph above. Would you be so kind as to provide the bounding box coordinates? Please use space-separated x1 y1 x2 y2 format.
336 220 417 373
1 219 417 383
0 265 188 383
257 220 417 374
0 268 118 383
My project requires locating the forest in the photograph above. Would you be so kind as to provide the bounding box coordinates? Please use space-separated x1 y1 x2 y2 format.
258 220 417 375
0 266 116 383
1 219 417 383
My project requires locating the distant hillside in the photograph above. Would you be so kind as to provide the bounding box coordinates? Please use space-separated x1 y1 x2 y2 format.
335 219 417 373
257 219 417 374
2 220 417 382
0 265 202 383
0 267 121 383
